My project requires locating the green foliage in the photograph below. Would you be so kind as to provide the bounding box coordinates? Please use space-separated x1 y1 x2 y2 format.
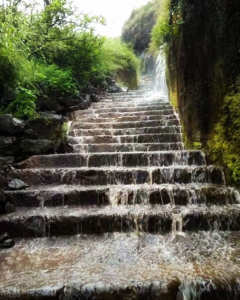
151 0 184 48
208 91 240 185
101 39 140 86
0 0 139 119
121 0 165 53
37 64 78 97
4 86 38 120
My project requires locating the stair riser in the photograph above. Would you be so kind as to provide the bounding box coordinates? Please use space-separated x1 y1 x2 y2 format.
6 186 237 207
12 167 225 186
75 110 175 118
72 134 182 144
77 115 177 123
73 143 184 153
71 119 180 130
105 95 166 99
1 210 240 238
19 152 205 169
91 102 169 108
86 105 172 113
69 126 181 137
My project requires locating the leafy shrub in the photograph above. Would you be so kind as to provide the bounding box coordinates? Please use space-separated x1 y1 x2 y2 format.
37 64 78 97
208 91 240 184
151 0 184 48
4 86 38 120
97 39 141 88
0 0 140 119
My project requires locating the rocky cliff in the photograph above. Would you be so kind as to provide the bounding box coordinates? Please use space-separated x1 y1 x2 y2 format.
167 0 240 143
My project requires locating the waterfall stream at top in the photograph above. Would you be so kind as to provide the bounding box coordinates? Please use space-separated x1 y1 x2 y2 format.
154 49 169 100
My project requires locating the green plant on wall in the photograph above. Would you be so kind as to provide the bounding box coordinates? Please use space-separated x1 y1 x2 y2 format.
151 0 184 49
208 91 240 185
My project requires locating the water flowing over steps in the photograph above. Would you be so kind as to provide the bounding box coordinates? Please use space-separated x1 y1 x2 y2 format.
1 78 240 300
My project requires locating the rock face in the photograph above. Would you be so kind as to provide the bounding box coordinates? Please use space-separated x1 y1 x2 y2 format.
0 136 18 156
38 94 95 113
22 113 63 153
0 189 15 214
167 0 240 144
0 112 66 161
26 113 63 141
108 83 124 93
0 189 6 214
20 139 54 155
0 233 15 249
0 114 25 134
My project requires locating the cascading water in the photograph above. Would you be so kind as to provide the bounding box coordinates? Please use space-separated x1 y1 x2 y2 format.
2 50 240 300
154 48 169 100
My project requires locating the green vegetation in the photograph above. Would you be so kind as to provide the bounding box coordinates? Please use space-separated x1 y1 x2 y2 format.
208 91 240 185
0 0 139 119
150 0 184 49
121 0 165 53
92 38 140 89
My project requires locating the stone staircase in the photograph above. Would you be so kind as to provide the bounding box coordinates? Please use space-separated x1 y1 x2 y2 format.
1 78 240 299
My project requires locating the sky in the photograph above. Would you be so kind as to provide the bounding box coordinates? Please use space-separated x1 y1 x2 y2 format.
72 0 151 37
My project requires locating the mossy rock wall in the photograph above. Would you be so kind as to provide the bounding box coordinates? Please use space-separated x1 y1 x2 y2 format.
168 0 240 144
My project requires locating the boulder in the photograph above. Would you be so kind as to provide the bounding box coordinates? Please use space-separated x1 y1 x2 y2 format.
20 139 55 155
0 136 18 156
0 189 6 214
78 100 91 110
66 106 81 112
106 76 114 85
86 83 95 95
0 156 14 166
5 203 15 214
26 113 63 151
24 129 38 140
58 96 84 107
0 233 15 249
43 98 65 113
0 114 26 134
108 84 124 93
91 94 101 103
8 179 29 191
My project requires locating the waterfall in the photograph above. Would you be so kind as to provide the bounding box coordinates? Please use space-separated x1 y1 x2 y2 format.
154 49 169 100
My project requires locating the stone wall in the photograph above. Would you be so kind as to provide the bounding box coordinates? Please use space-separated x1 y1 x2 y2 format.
167 0 240 145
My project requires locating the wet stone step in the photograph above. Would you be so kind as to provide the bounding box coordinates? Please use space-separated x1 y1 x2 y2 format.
71 133 182 144
71 119 180 130
85 104 173 113
5 184 239 207
11 166 225 186
2 233 240 300
69 126 182 137
91 101 169 108
75 110 175 119
77 114 177 123
1 205 240 237
18 151 206 169
106 95 146 99
106 94 166 99
72 143 184 153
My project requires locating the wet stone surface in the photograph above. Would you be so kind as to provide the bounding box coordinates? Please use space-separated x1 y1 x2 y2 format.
1 232 240 298
1 76 240 299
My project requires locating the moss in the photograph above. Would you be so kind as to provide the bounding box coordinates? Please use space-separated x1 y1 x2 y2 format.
62 122 69 142
207 90 240 186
